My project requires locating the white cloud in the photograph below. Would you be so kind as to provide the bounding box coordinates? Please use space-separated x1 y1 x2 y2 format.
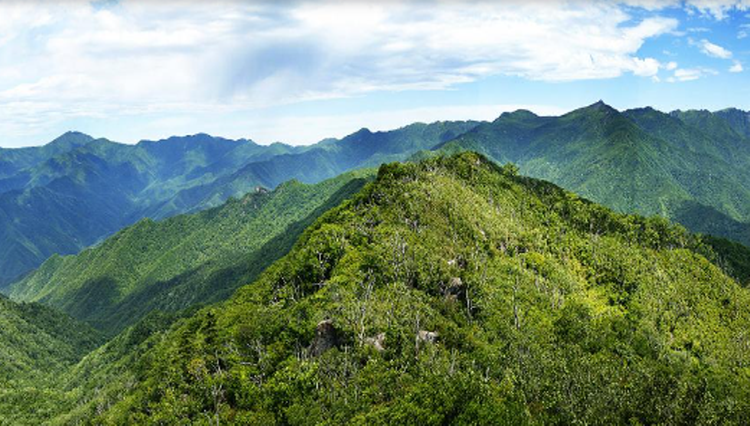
730 61 744 72
0 0 681 144
682 0 750 19
668 67 718 82
696 39 733 58
631 57 663 76
674 69 704 81
622 0 750 19
665 61 678 70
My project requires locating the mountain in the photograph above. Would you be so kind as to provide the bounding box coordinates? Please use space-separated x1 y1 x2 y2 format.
0 131 94 182
0 134 278 286
149 121 481 216
0 294 102 423
671 109 750 147
435 102 750 247
714 108 750 138
9 170 372 336
0 294 101 381
0 122 478 287
33 152 750 424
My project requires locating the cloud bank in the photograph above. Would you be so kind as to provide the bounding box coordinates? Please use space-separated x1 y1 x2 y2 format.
0 0 747 145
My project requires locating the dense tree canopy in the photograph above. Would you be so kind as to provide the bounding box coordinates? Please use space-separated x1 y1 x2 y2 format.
32 152 748 425
10 171 372 336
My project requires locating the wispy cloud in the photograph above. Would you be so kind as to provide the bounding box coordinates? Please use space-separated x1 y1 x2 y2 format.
681 0 750 19
667 67 718 82
730 61 744 72
623 0 750 19
1 0 749 146
697 39 733 58
0 0 682 143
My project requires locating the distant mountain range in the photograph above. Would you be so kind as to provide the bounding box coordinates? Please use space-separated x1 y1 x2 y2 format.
2 102 750 288
435 102 750 248
0 122 476 286
8 171 371 336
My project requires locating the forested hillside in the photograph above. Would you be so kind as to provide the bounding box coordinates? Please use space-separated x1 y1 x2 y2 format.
157 121 480 216
0 133 288 286
0 132 94 182
3 0 750 423
10 171 373 336
714 108 750 138
34 153 750 424
0 295 102 424
437 102 750 247
3 105 750 289
0 121 477 287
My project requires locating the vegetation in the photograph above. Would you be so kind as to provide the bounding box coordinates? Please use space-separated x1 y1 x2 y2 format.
0 122 477 286
4 105 750 288
29 152 749 425
10 170 373 336
439 102 750 247
0 131 94 181
4 103 750 424
714 108 750 138
0 295 102 425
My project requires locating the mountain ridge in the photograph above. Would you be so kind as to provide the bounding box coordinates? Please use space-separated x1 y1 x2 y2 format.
47 152 750 424
0 121 477 286
4 102 750 288
9 170 373 336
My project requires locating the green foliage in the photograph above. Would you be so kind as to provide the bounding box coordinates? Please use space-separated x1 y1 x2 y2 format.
438 102 750 249
10 171 373 336
0 295 103 426
700 234 750 286
0 122 478 286
0 295 102 380
54 152 750 425
4 105 750 290
714 108 750 138
0 133 280 286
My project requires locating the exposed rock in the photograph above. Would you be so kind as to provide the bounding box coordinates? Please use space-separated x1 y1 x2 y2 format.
364 332 386 352
310 319 340 356
444 277 464 301
417 330 439 343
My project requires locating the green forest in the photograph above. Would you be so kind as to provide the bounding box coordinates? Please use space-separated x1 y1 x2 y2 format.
4 152 750 424
3 1 750 423
9 171 372 336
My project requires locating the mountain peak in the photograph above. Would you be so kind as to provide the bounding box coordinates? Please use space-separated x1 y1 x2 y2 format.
589 100 616 111
716 107 748 114
498 109 539 120
562 100 619 120
623 106 667 117
47 131 94 148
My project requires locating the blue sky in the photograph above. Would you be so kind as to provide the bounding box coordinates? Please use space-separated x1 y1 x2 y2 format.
0 0 748 148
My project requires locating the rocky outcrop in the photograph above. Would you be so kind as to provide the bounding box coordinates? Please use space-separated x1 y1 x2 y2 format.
310 319 340 356
364 332 386 352
417 330 439 343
